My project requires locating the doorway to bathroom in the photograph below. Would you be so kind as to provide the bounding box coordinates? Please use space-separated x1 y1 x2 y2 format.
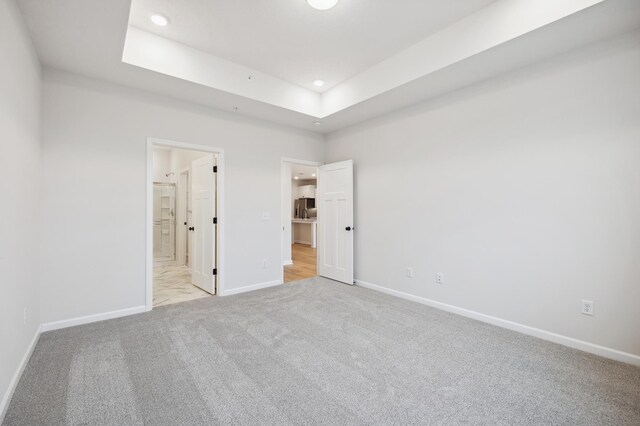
148 139 223 309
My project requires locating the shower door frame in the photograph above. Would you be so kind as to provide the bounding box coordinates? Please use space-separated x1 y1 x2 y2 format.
152 182 177 263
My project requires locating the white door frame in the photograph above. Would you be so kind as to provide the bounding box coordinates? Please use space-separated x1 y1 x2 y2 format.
146 137 225 311
280 157 323 284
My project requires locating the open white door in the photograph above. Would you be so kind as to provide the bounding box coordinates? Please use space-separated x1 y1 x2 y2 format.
318 160 354 285
191 154 216 294
176 171 188 266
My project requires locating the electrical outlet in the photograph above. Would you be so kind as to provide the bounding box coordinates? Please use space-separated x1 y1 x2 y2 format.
262 259 268 269
406 267 414 278
436 273 444 284
581 300 594 316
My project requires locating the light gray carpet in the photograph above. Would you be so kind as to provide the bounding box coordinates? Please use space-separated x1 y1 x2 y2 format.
4 277 640 425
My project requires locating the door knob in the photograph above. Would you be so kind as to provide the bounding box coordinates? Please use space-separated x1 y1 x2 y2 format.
345 226 352 231
188 226 194 231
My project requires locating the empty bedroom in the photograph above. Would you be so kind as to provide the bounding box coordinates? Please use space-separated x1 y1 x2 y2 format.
1 0 639 424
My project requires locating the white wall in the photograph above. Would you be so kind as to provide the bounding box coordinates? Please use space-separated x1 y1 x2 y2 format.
152 148 206 184
325 30 640 357
0 0 41 417
40 70 324 324
169 149 211 180
152 148 172 183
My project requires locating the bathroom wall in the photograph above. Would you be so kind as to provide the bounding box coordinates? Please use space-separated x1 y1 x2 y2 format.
152 149 172 183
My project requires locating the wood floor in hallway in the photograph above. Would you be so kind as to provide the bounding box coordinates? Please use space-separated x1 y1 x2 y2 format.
284 243 317 283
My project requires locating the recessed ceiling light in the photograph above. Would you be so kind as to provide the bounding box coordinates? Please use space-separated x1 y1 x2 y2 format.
150 14 169 26
312 173 316 177
313 80 325 87
294 176 299 180
307 0 338 10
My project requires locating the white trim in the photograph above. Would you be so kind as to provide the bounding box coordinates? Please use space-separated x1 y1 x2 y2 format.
281 157 323 166
283 260 293 266
147 137 225 310
0 325 41 423
41 306 146 332
356 279 640 367
220 280 283 297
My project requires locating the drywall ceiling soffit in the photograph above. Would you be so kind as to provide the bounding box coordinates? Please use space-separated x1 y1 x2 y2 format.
17 0 640 133
129 0 497 92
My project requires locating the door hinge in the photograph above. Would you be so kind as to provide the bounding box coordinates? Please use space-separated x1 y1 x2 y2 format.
213 165 217 173
213 217 217 224
213 268 217 276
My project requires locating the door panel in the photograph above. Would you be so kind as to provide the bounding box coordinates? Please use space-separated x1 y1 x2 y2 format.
177 172 188 266
321 199 334 268
318 160 353 284
191 155 216 294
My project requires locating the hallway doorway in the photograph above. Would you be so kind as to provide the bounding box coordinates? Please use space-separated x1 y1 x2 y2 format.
281 159 321 283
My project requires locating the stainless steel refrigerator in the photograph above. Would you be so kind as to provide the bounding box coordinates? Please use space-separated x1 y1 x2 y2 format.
294 198 316 219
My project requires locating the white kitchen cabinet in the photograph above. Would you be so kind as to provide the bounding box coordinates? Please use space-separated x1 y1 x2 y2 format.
297 185 316 199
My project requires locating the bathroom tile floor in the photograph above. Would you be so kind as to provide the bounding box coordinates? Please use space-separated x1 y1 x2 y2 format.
153 264 211 307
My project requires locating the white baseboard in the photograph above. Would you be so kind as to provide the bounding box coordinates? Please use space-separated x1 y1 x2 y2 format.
356 279 640 367
283 259 293 266
41 306 146 332
293 239 312 245
220 280 283 297
0 325 41 423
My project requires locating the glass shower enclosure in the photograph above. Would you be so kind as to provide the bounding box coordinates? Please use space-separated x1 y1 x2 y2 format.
153 183 176 262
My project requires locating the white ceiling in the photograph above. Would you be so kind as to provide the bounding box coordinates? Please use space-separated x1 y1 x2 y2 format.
16 0 640 134
128 0 496 92
291 164 318 180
